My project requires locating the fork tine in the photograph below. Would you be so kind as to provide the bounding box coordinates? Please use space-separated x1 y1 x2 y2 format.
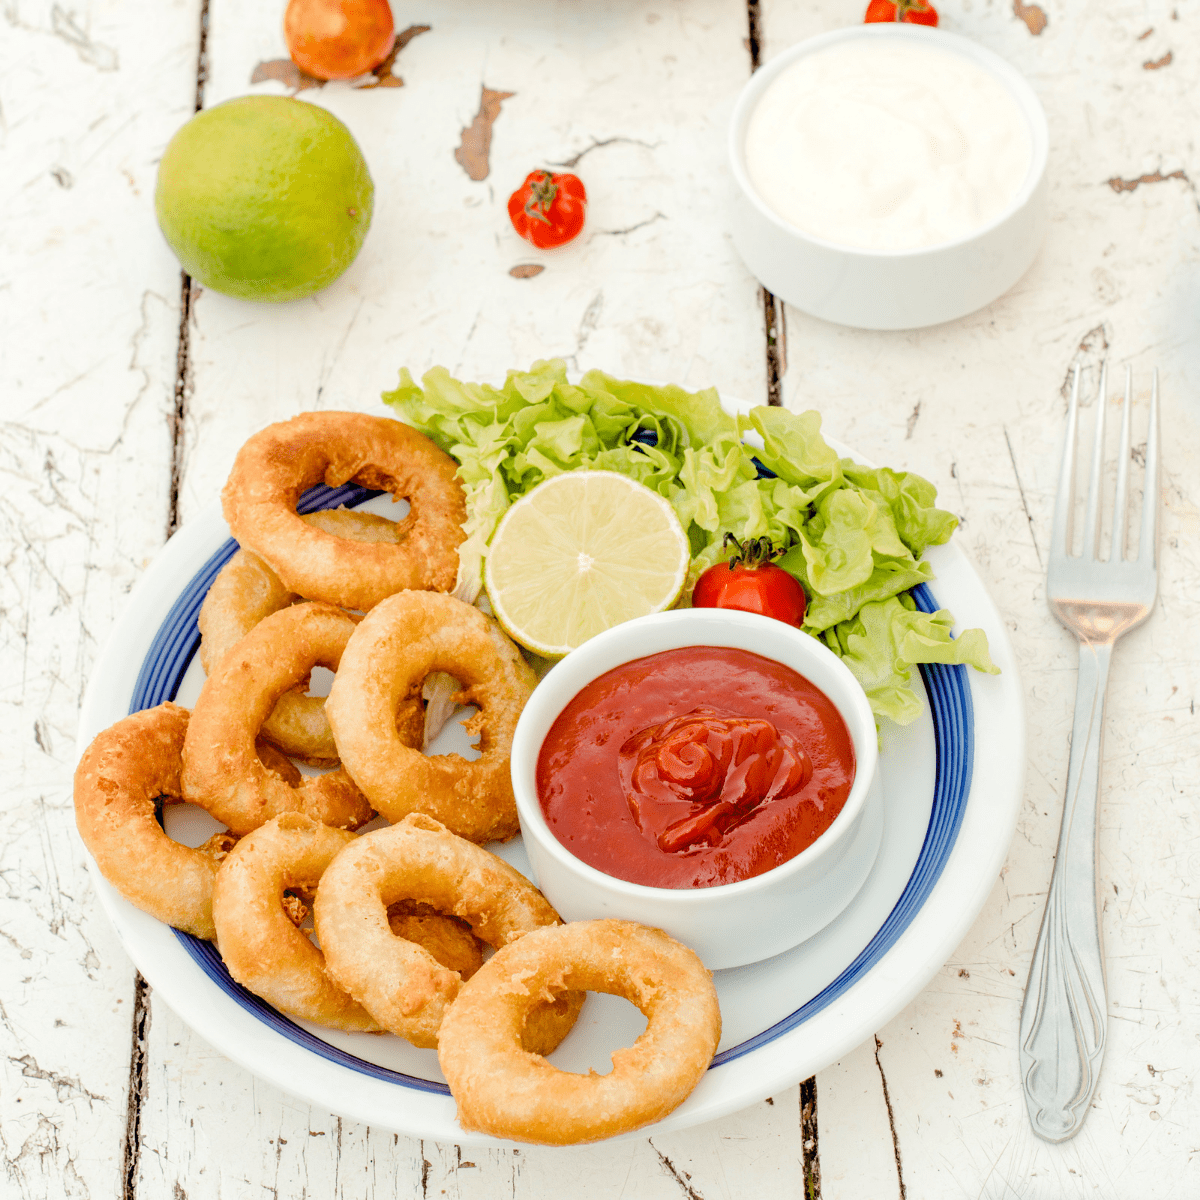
1138 368 1160 566
1051 366 1080 561
1109 366 1133 562
1082 361 1107 561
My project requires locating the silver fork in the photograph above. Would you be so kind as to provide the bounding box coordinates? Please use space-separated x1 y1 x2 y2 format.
1018 363 1160 1142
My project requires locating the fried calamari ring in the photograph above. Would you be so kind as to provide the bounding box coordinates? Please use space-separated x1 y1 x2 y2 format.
437 919 722 1145
254 738 305 788
221 411 467 610
313 813 582 1049
200 510 419 766
211 814 381 1031
182 602 377 835
73 703 265 940
325 592 536 843
387 900 484 980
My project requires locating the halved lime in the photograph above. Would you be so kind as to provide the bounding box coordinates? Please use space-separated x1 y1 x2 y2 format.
484 471 690 657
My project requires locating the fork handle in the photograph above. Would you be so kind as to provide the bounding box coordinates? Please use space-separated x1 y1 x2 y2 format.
1018 639 1112 1142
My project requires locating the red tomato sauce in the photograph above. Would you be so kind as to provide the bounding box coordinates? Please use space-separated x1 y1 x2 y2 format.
536 646 856 888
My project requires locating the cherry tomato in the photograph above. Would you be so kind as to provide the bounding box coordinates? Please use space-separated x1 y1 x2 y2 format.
692 536 807 628
864 0 939 25
507 171 587 249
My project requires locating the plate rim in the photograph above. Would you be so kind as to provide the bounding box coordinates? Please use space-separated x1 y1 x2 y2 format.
75 436 1025 1146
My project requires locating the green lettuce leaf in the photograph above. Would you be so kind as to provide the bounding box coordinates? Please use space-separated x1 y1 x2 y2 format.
382 360 996 724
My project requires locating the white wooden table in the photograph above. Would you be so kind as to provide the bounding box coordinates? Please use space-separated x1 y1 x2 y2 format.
5 0 1199 1194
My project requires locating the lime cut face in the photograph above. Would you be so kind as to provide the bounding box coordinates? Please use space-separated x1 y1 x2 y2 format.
484 471 691 657
154 95 373 303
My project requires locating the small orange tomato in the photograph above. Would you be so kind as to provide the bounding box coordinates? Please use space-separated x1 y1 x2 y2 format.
284 0 396 81
863 0 939 24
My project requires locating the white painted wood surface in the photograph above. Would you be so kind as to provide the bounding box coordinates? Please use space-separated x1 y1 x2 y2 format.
4 0 1200 1194
2 2 198 1196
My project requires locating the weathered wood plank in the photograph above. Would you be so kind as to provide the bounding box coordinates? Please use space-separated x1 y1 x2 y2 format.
816 1039 902 1200
134 1 809 1194
0 0 199 1194
175 0 769 524
14 0 1194 1189
138 1013 806 1200
756 0 1200 1193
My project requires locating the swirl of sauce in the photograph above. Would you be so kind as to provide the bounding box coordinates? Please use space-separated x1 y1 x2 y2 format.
619 707 813 853
536 647 856 888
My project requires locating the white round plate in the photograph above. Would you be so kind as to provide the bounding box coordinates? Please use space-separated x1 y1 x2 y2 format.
76 427 1023 1147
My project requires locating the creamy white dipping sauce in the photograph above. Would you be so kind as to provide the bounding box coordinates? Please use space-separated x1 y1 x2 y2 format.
743 38 1033 252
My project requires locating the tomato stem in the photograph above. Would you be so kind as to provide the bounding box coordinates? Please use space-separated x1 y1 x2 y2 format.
523 171 558 226
723 532 780 570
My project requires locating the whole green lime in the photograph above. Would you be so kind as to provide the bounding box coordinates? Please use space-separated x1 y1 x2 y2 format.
155 95 373 302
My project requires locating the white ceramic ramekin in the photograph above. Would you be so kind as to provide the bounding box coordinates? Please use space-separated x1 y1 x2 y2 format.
728 24 1049 331
511 608 884 970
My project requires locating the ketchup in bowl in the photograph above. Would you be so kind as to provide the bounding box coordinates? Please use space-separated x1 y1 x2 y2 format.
536 646 856 888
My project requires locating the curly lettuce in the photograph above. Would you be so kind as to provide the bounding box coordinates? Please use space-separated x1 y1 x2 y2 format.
383 359 996 724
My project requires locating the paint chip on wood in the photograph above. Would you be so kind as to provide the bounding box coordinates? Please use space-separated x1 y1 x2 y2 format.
250 58 324 92
455 87 515 181
1106 168 1188 193
356 24 431 89
1013 0 1048 35
509 264 545 279
251 27 430 93
1143 50 1173 69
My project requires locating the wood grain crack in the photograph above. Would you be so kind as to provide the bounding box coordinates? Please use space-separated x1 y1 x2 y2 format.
168 274 193 539
650 1142 706 1199
8 1053 107 1103
800 1075 822 1199
874 1035 906 1200
50 3 119 71
419 1142 432 1196
167 0 209 539
552 136 660 169
746 4 785 407
905 402 921 440
762 289 785 407
595 212 665 238
746 0 764 70
1004 426 1042 568
120 975 152 1200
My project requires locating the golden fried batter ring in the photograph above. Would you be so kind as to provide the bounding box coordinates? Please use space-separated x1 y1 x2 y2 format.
325 592 536 843
73 703 249 940
313 813 582 1049
182 602 376 835
211 813 381 1031
387 900 484 980
220 411 467 611
437 920 722 1145
200 508 416 766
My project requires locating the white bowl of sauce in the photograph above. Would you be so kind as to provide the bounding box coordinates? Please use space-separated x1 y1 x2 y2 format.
511 608 884 970
729 24 1048 330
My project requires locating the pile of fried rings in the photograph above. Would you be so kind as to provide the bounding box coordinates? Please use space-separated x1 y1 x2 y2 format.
73 411 721 1146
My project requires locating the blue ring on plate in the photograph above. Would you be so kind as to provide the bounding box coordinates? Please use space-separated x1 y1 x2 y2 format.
710 581 974 1066
131 487 973 1095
